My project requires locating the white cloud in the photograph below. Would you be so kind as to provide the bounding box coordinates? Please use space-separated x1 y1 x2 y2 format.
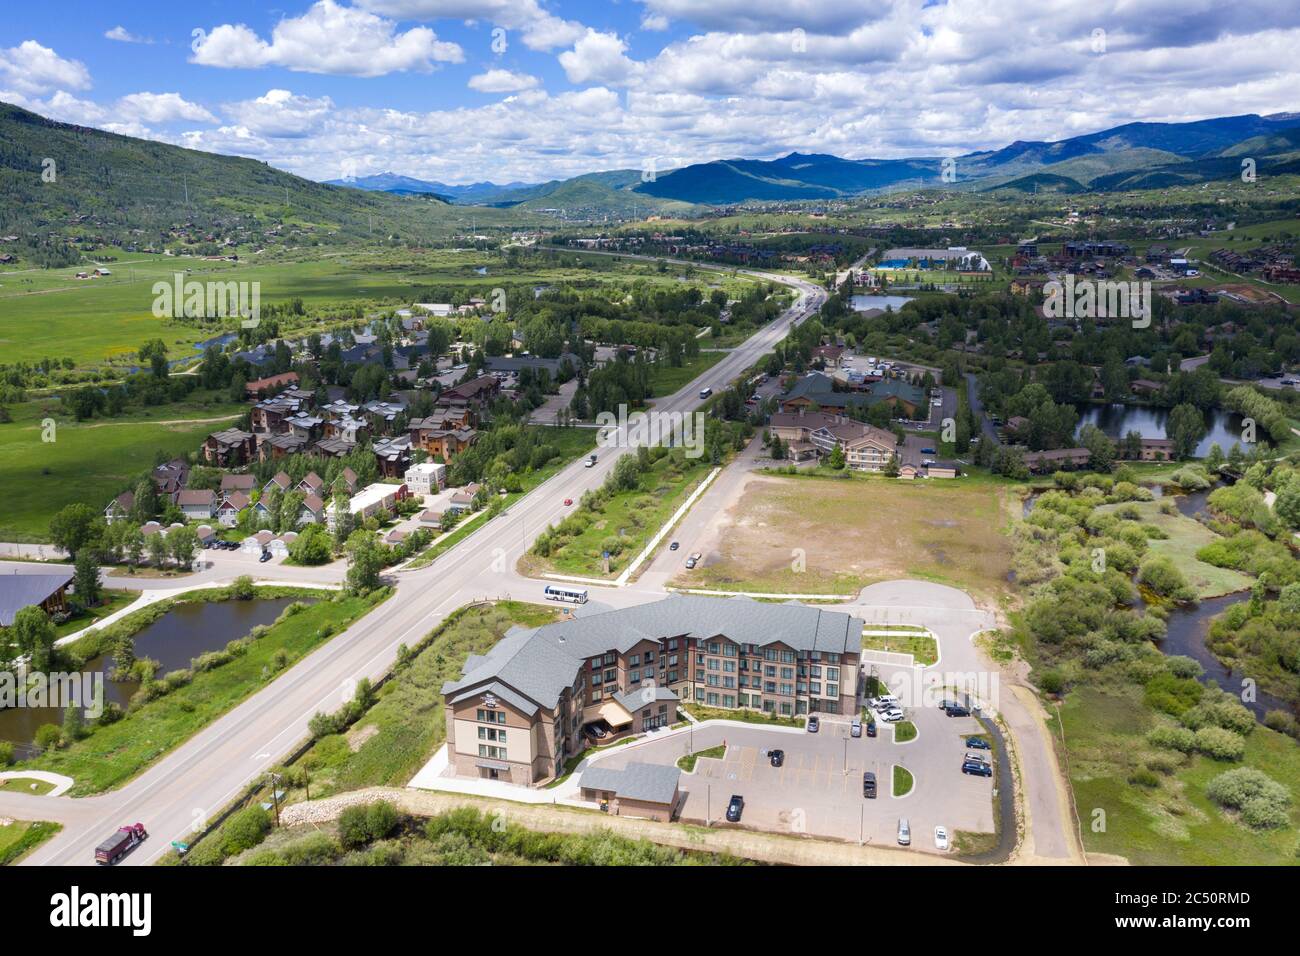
356 0 585 50
105 26 153 44
0 41 91 97
118 92 217 124
641 13 670 31
191 0 464 77
468 69 541 93
559 30 643 86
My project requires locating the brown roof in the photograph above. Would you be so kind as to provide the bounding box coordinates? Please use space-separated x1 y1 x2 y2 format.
177 489 215 506
220 474 255 492
219 491 250 511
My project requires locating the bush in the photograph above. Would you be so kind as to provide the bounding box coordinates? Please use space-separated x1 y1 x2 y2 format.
228 575 256 600
1128 767 1161 788
338 799 401 849
1193 726 1246 761
34 723 62 751
277 831 340 865
1138 554 1196 602
222 806 272 856
1264 710 1300 739
1165 655 1204 680
1036 669 1065 695
0 741 12 766
1148 725 1196 752
1205 767 1292 829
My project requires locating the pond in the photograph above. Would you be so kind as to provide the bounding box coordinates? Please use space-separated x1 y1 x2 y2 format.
0 596 307 758
1075 403 1254 459
850 294 914 312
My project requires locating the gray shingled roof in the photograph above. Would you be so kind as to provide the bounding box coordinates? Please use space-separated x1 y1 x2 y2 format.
0 565 74 627
441 594 862 713
614 685 678 714
580 761 681 805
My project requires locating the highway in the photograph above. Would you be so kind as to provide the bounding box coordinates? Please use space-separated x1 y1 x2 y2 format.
7 259 826 866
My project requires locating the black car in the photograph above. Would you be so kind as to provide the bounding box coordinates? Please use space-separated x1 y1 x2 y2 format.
726 795 744 822
769 749 784 768
863 772 877 799
866 721 877 738
669 541 680 551
259 550 272 563
942 701 970 717
807 716 819 733
962 761 993 777
965 736 991 750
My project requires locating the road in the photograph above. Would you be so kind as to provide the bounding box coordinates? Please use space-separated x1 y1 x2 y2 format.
7 260 826 866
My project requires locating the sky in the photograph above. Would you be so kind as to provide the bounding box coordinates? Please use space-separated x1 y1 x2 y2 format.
1 0 1298 186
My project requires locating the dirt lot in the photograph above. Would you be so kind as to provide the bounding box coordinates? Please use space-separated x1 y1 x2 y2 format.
678 473 1015 603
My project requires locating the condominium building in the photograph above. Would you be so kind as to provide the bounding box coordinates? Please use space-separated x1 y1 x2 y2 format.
441 595 864 786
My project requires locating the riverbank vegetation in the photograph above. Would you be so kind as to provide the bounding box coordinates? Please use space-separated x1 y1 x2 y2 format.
1014 471 1300 864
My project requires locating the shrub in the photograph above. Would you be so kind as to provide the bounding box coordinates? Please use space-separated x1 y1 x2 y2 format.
228 575 256 601
1128 767 1161 788
1205 767 1292 829
34 723 62 751
222 806 272 856
1138 555 1196 602
0 741 13 766
277 831 340 865
1193 726 1246 761
338 799 401 849
1036 669 1065 695
1165 655 1204 680
1264 710 1300 739
1147 725 1196 752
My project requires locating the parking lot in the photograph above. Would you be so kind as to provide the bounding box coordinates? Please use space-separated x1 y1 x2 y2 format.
589 711 997 851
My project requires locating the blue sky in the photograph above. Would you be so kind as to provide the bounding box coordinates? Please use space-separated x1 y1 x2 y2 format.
2 1 1298 185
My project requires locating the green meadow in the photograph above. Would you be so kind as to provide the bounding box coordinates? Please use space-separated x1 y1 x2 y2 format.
0 397 243 541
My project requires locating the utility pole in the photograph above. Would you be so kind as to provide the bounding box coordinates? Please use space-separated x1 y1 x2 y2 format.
266 771 283 826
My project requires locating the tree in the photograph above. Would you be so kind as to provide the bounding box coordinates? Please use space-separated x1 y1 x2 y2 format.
828 443 846 469
146 531 167 568
72 550 102 608
289 524 333 565
1078 424 1115 473
1166 403 1206 460
11 605 55 671
344 530 386 594
168 526 199 569
48 503 100 559
61 702 85 743
1273 475 1300 530
1204 443 1226 473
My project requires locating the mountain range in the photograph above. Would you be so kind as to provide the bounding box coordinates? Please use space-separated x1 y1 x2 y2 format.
326 112 1300 208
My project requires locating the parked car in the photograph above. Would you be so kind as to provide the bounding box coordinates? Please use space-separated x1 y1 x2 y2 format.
934 825 950 851
259 550 272 563
863 772 877 799
965 736 991 750
769 749 784 768
584 722 609 740
850 717 863 738
669 541 680 551
964 752 990 765
897 817 911 846
942 700 970 717
866 721 877 738
879 708 904 723
685 553 701 569
726 794 744 822
962 760 993 777
807 716 819 733
920 447 936 455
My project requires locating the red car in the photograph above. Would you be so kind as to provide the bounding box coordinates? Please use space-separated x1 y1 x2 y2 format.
564 498 573 506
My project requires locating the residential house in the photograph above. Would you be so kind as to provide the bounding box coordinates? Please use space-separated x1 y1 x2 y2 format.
0 565 75 627
373 435 413 478
245 372 299 399
177 489 217 521
219 474 256 495
578 761 682 822
104 491 135 524
405 461 446 495
216 492 250 528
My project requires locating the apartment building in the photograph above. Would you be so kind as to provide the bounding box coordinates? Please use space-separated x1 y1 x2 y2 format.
440 595 864 786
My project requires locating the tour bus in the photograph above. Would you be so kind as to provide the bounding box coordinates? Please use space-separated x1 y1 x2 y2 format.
543 584 589 604
699 387 712 400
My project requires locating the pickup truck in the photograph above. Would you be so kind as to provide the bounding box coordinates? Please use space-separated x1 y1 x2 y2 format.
95 823 148 865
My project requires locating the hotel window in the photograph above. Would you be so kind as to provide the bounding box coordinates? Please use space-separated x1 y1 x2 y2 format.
644 650 654 663
604 669 616 684
723 659 736 673
827 666 840 683
667 639 678 651
708 641 720 654
475 709 506 724
780 703 792 716
591 672 602 685
723 695 735 708
810 682 821 695
630 670 641 683
629 654 640 667
810 665 821 678
668 654 678 666
706 658 720 671
780 667 794 680
827 684 839 699
667 670 678 683
780 684 793 696
764 649 777 662
764 665 776 677
780 650 795 664
723 676 735 689
722 643 736 657
706 693 719 706
707 675 720 687
826 653 840 665
764 681 776 693
604 652 616 665
695 688 705 701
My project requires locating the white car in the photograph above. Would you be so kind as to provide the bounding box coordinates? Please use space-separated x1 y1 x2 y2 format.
878 708 905 723
934 826 949 851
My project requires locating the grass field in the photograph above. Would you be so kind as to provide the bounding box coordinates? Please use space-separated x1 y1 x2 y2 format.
893 764 915 796
1058 683 1300 865
678 744 727 772
681 473 1015 604
23 589 387 794
647 350 729 397
291 600 560 799
1097 499 1254 599
522 450 715 580
862 630 939 666
0 247 767 369
50 589 139 639
0 776 58 796
0 398 244 541
0 820 61 866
